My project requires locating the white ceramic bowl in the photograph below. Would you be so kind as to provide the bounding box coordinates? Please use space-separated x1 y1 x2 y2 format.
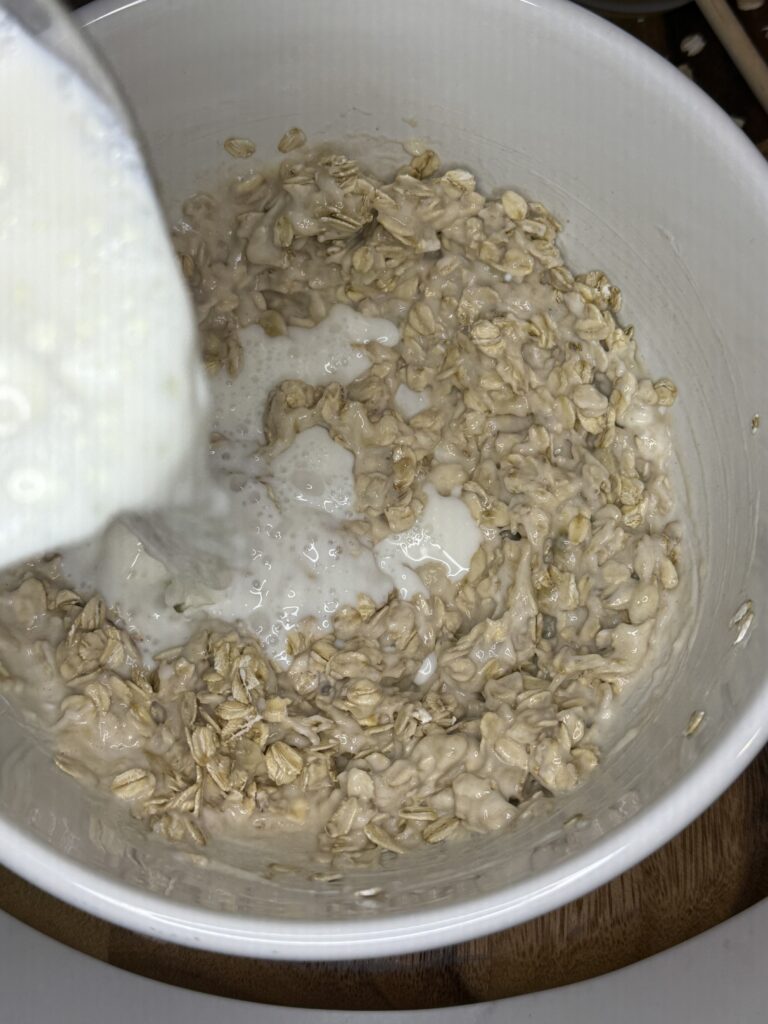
0 0 766 961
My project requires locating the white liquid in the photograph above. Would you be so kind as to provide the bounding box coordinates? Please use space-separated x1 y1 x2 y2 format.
394 383 431 420
194 426 396 662
374 484 482 599
216 305 399 443
62 309 481 662
0 12 207 568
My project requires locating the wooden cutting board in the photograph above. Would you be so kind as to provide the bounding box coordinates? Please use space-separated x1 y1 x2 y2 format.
2 742 766 1010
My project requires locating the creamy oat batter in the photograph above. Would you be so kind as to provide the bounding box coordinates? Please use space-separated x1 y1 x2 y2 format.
0 137 682 869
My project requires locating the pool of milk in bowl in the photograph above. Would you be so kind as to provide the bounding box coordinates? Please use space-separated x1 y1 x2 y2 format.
60 304 482 665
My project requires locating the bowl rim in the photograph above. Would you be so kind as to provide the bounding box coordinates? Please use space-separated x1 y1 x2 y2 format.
1 0 767 961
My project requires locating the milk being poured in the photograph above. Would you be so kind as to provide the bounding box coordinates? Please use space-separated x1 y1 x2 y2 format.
0 10 208 567
1 10 481 657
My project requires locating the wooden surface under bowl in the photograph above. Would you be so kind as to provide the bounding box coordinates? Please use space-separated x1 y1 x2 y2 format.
1 743 766 1010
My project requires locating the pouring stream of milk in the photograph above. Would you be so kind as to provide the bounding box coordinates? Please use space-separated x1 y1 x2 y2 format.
0 7 209 567
1 7 482 660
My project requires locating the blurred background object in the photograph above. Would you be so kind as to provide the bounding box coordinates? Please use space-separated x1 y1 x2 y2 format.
578 0 692 12
575 0 768 151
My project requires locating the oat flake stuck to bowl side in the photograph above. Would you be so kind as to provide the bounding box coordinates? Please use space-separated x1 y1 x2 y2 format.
224 137 256 159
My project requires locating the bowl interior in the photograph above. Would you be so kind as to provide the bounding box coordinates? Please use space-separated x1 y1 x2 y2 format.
0 0 766 959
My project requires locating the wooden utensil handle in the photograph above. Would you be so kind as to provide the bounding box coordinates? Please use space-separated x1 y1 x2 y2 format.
697 0 768 114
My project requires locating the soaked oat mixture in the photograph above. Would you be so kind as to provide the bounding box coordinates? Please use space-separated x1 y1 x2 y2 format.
0 138 682 869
